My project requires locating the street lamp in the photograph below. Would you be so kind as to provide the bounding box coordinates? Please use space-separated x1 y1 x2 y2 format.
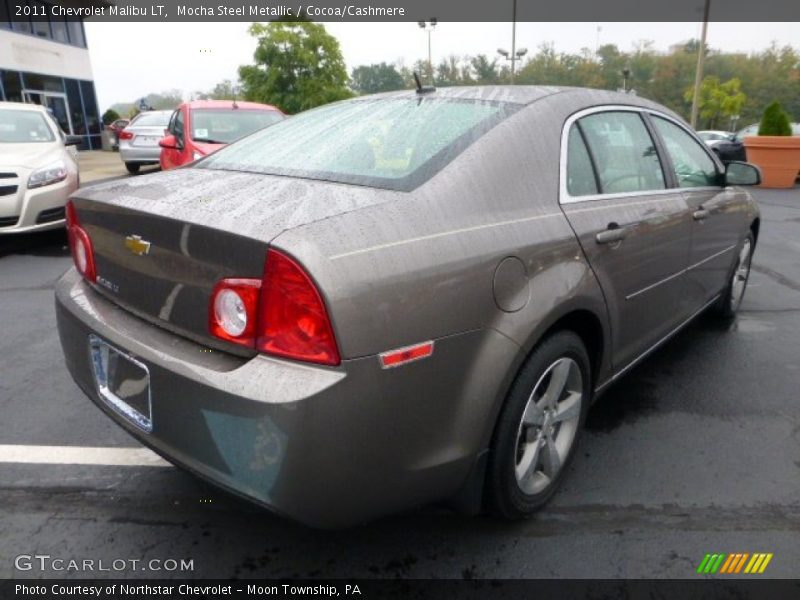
418 19 437 80
497 0 527 83
497 47 528 83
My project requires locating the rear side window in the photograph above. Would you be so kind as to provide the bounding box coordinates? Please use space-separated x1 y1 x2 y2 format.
200 98 520 192
566 125 599 196
652 117 719 188
577 111 665 194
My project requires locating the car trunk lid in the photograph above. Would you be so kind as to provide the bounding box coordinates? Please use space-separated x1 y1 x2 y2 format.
70 167 400 352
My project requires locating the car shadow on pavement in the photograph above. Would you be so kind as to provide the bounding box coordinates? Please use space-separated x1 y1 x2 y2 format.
0 228 69 259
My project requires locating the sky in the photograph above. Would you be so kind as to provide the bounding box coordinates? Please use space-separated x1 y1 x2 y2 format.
84 21 800 112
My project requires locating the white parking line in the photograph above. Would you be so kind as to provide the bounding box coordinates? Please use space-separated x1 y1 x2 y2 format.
0 445 172 467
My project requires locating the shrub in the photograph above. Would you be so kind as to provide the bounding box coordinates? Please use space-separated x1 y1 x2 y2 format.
758 101 792 136
102 109 121 126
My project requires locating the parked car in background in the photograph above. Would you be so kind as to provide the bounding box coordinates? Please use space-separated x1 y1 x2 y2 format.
118 110 172 174
107 118 130 149
0 101 81 234
698 130 746 162
159 100 283 170
704 122 800 163
56 87 761 528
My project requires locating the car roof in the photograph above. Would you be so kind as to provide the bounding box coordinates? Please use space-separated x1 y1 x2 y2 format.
0 101 47 113
364 85 665 107
181 99 281 112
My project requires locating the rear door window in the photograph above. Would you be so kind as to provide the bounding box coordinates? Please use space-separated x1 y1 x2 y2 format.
566 125 599 196
577 111 666 194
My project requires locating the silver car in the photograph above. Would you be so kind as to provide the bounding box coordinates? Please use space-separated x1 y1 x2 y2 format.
55 87 761 527
0 101 81 234
118 110 172 174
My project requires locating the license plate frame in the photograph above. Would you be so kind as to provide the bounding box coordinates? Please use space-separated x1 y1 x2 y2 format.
133 136 159 147
89 334 153 433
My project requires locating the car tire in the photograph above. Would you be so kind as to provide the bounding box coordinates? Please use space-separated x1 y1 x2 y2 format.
712 232 754 320
486 330 591 519
125 162 141 175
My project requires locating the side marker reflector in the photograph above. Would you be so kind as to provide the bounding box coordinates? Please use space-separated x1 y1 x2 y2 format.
379 341 434 369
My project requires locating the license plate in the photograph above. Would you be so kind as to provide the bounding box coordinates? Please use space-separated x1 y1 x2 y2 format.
89 335 152 432
132 136 159 147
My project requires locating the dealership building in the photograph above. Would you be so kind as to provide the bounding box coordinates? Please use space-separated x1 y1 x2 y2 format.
0 1 106 149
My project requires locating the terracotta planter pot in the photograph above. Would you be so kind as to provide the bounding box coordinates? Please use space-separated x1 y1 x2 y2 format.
743 136 800 188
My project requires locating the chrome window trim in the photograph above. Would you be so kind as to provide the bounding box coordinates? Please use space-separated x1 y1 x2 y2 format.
559 104 723 205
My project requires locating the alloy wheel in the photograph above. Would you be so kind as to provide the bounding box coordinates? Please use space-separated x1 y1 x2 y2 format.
514 357 583 495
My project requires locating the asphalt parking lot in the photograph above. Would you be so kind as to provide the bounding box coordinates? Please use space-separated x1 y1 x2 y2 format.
0 187 798 579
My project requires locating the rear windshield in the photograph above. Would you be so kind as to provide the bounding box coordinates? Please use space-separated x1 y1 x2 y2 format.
131 112 171 127
0 110 55 143
199 97 520 191
190 109 283 144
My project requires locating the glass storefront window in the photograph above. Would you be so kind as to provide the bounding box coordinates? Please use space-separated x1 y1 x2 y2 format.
2 0 86 48
66 20 85 47
1 70 23 102
80 79 101 136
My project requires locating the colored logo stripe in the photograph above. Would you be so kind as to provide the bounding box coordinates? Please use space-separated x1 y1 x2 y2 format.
696 553 726 573
699 552 773 574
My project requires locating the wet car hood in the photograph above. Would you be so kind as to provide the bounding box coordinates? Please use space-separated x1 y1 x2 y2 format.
73 166 405 243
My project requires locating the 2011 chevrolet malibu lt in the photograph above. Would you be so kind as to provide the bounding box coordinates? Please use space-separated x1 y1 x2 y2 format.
55 87 761 528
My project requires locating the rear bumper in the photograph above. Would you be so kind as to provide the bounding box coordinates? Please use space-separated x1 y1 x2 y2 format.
119 144 161 163
55 269 515 527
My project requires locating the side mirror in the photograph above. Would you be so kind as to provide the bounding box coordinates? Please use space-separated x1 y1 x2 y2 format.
159 134 178 149
65 135 83 147
725 161 761 186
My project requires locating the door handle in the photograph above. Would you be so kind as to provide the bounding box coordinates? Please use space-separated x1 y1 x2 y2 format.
693 208 710 221
595 224 628 245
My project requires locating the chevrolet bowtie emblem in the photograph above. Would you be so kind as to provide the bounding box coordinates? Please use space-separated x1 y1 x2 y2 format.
124 235 151 256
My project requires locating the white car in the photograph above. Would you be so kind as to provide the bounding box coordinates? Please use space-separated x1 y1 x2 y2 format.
117 110 172 174
0 102 81 234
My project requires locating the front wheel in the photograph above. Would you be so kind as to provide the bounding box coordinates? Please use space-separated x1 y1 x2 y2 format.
486 331 591 519
125 162 141 175
712 232 754 319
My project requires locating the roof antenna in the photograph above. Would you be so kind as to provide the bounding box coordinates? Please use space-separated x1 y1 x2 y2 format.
413 71 436 95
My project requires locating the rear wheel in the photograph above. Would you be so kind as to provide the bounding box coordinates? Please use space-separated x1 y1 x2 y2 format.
486 331 591 519
712 232 754 319
125 162 141 175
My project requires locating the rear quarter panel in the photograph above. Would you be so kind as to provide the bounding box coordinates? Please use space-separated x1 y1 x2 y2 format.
270 91 630 448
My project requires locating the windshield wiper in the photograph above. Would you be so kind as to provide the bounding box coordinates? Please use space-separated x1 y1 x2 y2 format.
192 138 226 144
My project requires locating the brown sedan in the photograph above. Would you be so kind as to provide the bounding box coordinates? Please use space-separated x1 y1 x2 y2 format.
55 87 761 527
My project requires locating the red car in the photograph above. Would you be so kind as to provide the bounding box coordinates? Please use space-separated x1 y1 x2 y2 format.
159 100 283 170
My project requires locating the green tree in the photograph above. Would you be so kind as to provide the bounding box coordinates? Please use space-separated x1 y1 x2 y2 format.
238 20 352 114
195 79 239 100
684 76 746 129
101 108 120 125
350 63 405 94
758 101 792 135
470 54 501 84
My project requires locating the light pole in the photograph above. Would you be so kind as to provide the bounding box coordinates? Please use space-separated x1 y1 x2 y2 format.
418 19 437 81
497 47 528 83
690 0 711 129
497 0 527 82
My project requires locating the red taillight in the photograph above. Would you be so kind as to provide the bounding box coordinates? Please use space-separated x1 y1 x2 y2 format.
65 200 97 282
208 249 340 366
118 130 133 140
257 249 340 366
208 279 261 347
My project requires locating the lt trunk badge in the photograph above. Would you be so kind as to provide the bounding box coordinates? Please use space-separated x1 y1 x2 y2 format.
125 235 151 256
